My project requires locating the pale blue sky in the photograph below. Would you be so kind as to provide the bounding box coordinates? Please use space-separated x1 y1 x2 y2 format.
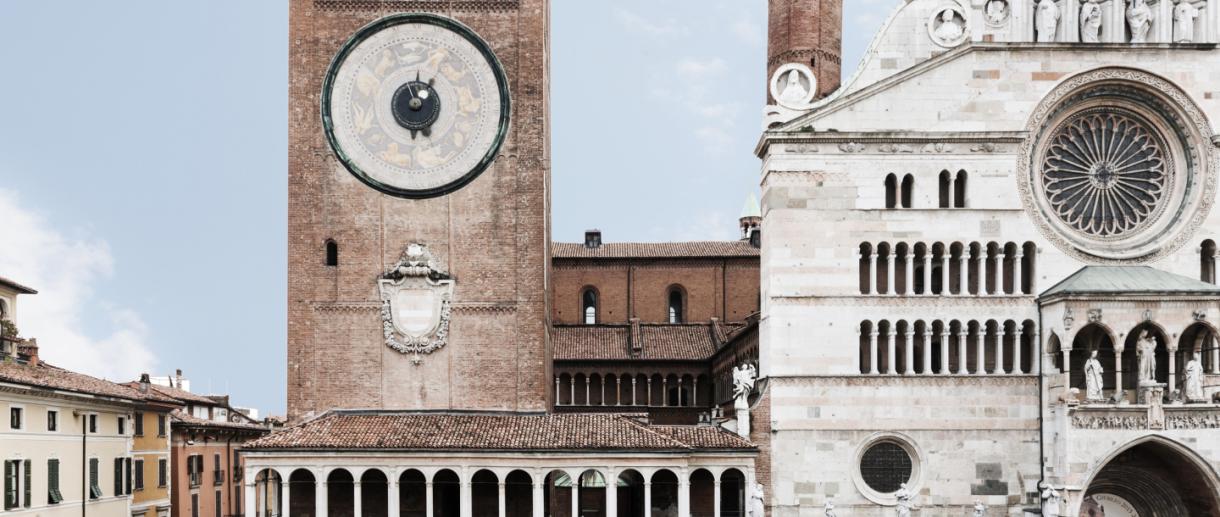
0 1 893 414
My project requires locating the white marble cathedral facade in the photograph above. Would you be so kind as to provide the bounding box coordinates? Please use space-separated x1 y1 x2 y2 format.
758 0 1220 515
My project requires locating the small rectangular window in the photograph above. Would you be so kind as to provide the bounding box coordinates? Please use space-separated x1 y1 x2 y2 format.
191 493 199 517
88 459 101 499
88 414 98 434
157 459 167 488
214 490 222 517
118 416 126 436
114 458 124 496
157 415 167 437
48 459 62 504
133 412 144 436
9 407 21 430
134 459 144 491
47 410 57 432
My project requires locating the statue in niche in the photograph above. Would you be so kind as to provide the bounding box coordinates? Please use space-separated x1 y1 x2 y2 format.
1040 482 1061 517
778 69 810 105
1175 0 1200 43
1185 351 1206 402
1128 0 1154 43
1081 1 1103 43
733 363 758 402
985 0 1010 26
1137 330 1159 385
895 483 913 517
1084 349 1105 401
1036 0 1061 42
933 8 965 44
748 483 766 517
973 500 987 517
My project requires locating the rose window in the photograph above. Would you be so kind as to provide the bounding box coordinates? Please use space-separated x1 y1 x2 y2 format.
1040 110 1167 238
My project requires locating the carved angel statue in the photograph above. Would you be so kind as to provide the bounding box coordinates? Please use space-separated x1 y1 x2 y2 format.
733 363 758 401
1185 351 1205 402
748 482 766 517
1128 0 1154 43
1036 0 1061 42
1084 349 1105 401
973 500 987 517
1040 482 1061 517
895 483 913 517
1137 330 1158 385
1175 0 1200 43
1080 1 1103 43
824 498 837 517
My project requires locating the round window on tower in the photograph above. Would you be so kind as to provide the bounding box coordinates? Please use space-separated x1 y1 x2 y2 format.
851 433 924 505
1020 68 1216 261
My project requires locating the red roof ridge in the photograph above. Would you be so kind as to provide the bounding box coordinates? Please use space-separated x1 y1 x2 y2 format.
618 415 693 450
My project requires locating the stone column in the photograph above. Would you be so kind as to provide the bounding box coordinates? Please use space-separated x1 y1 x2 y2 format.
992 253 1003 296
662 378 669 407
616 377 622 406
869 253 878 294
1114 347 1124 397
994 327 1004 374
1014 251 1025 295
975 252 986 297
903 249 913 295
904 329 915 375
922 252 932 296
425 482 433 517
632 377 638 405
957 330 968 374
460 474 472 517
554 377 560 406
923 329 933 375
643 482 652 517
570 480 579 517
887 329 897 375
940 328 950 374
531 479 544 517
316 476 328 517
585 379 590 406
600 376 606 406
282 476 292 517
957 254 968 296
353 481 362 517
678 469 691 517
1014 327 1024 374
647 378 653 406
498 482 506 517
692 378 699 406
713 480 722 517
389 476 399 517
869 330 879 374
605 470 617 517
1169 344 1179 392
1211 335 1220 374
976 327 986 374
941 252 951 295
245 481 257 517
570 379 575 406
1105 0 1128 42
887 250 897 295
1062 347 1073 385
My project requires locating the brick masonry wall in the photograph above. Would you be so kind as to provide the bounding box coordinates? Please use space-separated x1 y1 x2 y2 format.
288 0 552 420
767 0 843 102
552 257 759 325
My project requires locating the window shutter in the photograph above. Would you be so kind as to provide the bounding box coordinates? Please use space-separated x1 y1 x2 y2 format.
125 457 133 495
21 460 30 508
158 459 167 487
4 461 16 510
89 458 100 499
114 458 123 496
48 459 62 504
134 413 144 436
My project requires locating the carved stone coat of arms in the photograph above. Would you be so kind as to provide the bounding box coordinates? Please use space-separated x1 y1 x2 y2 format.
378 244 454 360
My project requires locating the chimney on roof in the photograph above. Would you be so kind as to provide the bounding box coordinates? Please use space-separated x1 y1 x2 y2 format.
17 338 38 367
628 318 642 358
584 229 602 249
139 373 151 394
175 369 183 389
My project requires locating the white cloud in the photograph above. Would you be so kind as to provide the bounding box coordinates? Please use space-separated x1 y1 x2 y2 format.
612 7 689 38
0 189 156 381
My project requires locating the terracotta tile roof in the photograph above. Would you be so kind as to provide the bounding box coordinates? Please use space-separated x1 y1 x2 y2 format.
0 275 37 294
243 412 753 451
552 241 759 259
171 410 269 433
0 361 141 401
117 382 205 405
553 323 744 361
143 383 217 405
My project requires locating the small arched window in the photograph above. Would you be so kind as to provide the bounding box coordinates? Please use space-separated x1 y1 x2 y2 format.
938 170 951 208
884 174 898 209
581 288 598 325
1202 240 1217 284
324 240 338 267
954 170 968 208
900 174 914 208
667 287 685 324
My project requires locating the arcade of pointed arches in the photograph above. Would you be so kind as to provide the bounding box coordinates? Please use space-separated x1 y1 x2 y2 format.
246 464 752 517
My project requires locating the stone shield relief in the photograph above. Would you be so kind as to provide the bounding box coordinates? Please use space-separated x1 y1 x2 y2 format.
378 244 454 358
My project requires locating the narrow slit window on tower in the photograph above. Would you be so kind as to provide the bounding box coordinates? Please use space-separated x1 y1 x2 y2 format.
324 240 338 267
667 287 685 324
581 288 598 324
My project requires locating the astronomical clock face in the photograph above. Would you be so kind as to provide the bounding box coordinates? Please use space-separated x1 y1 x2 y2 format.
323 14 511 198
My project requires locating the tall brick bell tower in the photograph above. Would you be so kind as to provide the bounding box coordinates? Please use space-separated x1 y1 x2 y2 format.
767 0 843 103
287 0 551 420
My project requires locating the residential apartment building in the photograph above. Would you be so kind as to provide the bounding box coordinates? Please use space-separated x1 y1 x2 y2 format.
129 378 178 517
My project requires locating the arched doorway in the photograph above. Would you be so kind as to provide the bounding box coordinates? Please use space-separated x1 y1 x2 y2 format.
689 469 714 517
543 470 573 517
327 469 354 517
505 470 532 517
253 469 283 517
1081 438 1220 516
720 469 746 517
432 469 460 517
615 470 645 517
398 470 426 517
288 469 316 517
360 469 388 517
471 470 498 516
578 470 607 517
650 470 679 517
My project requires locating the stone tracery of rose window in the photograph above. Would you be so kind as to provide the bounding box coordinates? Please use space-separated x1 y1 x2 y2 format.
1041 110 1167 238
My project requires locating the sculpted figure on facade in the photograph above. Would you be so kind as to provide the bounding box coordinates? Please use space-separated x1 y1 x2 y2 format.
1174 0 1200 43
973 500 986 517
749 483 766 517
824 498 837 517
733 363 758 402
1041 482 1061 517
933 8 965 45
1036 0 1061 42
778 69 811 105
1185 351 1206 402
1128 0 1154 43
1081 0 1103 42
1137 330 1159 385
985 0 1010 26
1085 349 1105 401
895 483 913 517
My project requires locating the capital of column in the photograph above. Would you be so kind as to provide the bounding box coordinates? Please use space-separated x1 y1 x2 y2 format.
870 253 879 260
923 329 933 337
870 330 879 338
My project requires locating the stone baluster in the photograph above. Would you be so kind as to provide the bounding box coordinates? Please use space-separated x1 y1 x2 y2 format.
887 329 897 375
1013 326 1024 374
869 329 879 374
976 326 986 374
904 329 916 375
869 253 879 295
923 329 933 375
940 328 951 374
922 251 932 295
887 250 897 295
958 330 969 375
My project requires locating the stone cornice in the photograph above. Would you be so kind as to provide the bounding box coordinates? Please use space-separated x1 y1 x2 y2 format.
766 374 1038 387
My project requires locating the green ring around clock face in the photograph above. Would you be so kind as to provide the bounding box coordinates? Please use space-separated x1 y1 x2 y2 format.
321 13 512 199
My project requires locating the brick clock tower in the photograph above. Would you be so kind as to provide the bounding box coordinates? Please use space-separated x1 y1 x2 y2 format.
287 0 551 420
767 0 842 103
